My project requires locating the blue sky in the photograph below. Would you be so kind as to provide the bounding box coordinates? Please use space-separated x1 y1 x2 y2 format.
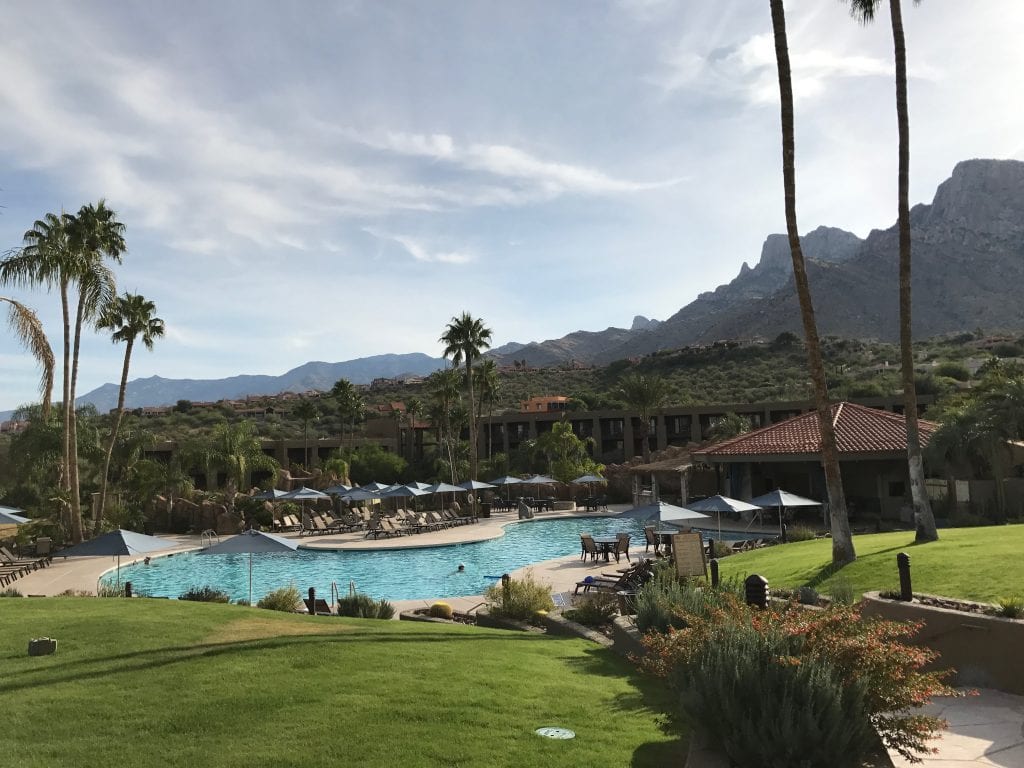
2 0 1023 411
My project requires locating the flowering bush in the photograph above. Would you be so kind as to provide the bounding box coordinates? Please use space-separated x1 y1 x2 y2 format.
638 586 958 763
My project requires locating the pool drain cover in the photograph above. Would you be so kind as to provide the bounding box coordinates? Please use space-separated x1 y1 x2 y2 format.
535 727 575 740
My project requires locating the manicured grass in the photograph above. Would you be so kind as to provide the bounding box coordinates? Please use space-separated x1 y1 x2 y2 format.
717 525 1024 603
0 600 683 768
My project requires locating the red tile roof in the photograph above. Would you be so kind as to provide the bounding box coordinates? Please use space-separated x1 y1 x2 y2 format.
702 402 937 458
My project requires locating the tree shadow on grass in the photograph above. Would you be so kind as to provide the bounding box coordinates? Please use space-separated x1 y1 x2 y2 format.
801 543 912 589
0 626 558 694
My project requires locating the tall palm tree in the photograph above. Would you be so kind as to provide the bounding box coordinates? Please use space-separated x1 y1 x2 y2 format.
1 296 54 418
428 368 463 482
475 358 500 460
440 312 492 484
198 420 280 514
769 0 855 564
846 0 936 542
94 293 164 532
64 201 123 541
330 378 363 448
405 396 424 461
618 372 670 462
293 398 320 470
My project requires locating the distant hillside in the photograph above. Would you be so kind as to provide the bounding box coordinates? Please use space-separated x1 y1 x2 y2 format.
491 158 1024 365
74 353 447 414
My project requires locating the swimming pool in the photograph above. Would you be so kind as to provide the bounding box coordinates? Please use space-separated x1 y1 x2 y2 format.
106 518 752 603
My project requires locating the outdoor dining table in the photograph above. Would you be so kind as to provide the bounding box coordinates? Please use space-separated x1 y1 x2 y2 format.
654 529 682 553
591 535 619 562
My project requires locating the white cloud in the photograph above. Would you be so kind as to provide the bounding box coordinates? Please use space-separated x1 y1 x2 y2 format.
363 228 475 265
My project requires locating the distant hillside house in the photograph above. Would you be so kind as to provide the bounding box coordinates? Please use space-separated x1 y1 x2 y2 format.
520 396 570 414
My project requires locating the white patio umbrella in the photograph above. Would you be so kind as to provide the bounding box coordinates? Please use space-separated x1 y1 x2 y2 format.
0 506 30 525
252 488 290 501
59 529 174 586
458 480 496 491
686 495 763 540
749 489 820 539
489 476 523 500
618 501 711 527
195 529 298 606
358 481 392 492
322 484 353 495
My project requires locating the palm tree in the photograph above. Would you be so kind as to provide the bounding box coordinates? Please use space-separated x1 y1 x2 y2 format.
846 0 936 542
198 421 280 514
428 368 463 482
330 378 363 448
64 201 123 541
134 455 195 531
1 296 54 418
475 358 500 461
293 398 319 470
618 372 670 462
705 412 753 443
440 312 492 483
405 396 424 461
94 293 164 532
769 0 855 564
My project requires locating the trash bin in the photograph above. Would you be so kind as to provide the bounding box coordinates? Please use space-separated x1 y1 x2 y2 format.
479 502 491 518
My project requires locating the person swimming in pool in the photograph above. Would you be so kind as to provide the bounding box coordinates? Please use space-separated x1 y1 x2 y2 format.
452 563 466 575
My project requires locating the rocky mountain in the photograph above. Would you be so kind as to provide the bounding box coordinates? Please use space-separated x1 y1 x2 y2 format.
73 353 447 414
492 158 1024 365
630 315 662 332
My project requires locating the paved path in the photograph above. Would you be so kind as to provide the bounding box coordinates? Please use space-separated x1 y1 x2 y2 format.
890 689 1024 767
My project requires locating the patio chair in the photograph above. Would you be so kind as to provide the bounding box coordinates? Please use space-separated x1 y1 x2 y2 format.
0 545 45 572
574 559 654 595
612 533 632 563
303 597 332 615
643 526 659 553
580 534 600 561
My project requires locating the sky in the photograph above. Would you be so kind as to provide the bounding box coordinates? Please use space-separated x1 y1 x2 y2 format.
2 0 1023 412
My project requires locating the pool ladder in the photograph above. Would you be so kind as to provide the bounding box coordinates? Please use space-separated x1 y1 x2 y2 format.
200 530 220 548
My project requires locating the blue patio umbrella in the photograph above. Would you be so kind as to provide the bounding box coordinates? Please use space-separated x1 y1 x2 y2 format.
253 488 290 501
458 480 496 491
686 495 763 539
281 486 329 501
426 482 467 494
618 501 711 527
489 475 524 500
341 488 382 502
359 481 391 492
195 529 298 606
59 529 175 586
322 484 353 495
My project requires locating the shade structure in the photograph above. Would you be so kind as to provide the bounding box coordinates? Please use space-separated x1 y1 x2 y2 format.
59 529 173 586
686 495 763 539
340 488 382 502
749 490 820 537
618 501 711 526
359 481 391 492
426 482 467 494
0 506 30 525
281 486 329 501
322 484 353 495
571 474 606 485
489 476 523 486
195 529 298 606
379 485 430 499
458 480 496 491
252 488 290 501
406 481 433 491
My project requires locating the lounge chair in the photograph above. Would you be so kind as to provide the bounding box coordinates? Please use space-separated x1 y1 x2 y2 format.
574 559 654 595
303 597 332 615
0 546 45 573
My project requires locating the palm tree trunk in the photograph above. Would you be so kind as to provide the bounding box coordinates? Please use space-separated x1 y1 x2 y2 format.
67 296 86 543
889 0 937 542
96 338 134 534
465 361 477 483
770 0 855 565
60 282 72 534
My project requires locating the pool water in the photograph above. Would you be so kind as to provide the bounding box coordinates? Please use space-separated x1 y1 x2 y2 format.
106 518 750 603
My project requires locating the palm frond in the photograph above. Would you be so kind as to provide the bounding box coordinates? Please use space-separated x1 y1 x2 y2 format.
1 296 54 417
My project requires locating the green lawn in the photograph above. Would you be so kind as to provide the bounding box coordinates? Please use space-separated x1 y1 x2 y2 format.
717 524 1024 603
0 600 683 768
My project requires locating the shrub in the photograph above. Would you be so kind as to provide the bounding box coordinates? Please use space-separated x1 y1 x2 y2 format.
996 596 1024 619
639 600 956 763
708 539 732 559
257 585 302 612
797 586 820 606
97 584 128 598
483 570 554 622
934 361 971 381
680 623 877 768
0 587 23 597
564 592 619 627
785 524 816 542
179 585 231 603
336 592 395 619
428 602 454 619
829 577 856 606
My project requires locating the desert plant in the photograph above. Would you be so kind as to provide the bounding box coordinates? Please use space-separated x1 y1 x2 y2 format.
797 586 820 605
257 584 302 612
680 623 877 768
336 592 395 619
179 585 231 603
0 587 23 597
996 596 1024 619
428 602 454 619
830 577 856 606
97 583 128 598
564 592 619 628
483 571 554 622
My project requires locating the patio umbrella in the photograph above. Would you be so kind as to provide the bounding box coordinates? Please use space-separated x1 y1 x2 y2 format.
458 480 496 491
322 484 353 495
195 529 298 606
359 481 391 492
571 474 606 485
489 475 523 500
0 506 30 525
59 529 174 586
686 495 763 540
281 486 329 501
749 489 820 539
341 488 382 502
618 501 711 527
406 481 433 491
252 488 290 501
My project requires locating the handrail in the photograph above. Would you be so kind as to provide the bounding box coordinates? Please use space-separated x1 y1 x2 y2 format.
200 529 220 548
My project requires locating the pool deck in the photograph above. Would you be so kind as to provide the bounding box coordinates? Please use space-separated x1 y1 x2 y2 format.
8 513 1022 766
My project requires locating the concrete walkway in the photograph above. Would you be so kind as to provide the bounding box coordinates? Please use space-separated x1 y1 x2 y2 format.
890 689 1024 767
